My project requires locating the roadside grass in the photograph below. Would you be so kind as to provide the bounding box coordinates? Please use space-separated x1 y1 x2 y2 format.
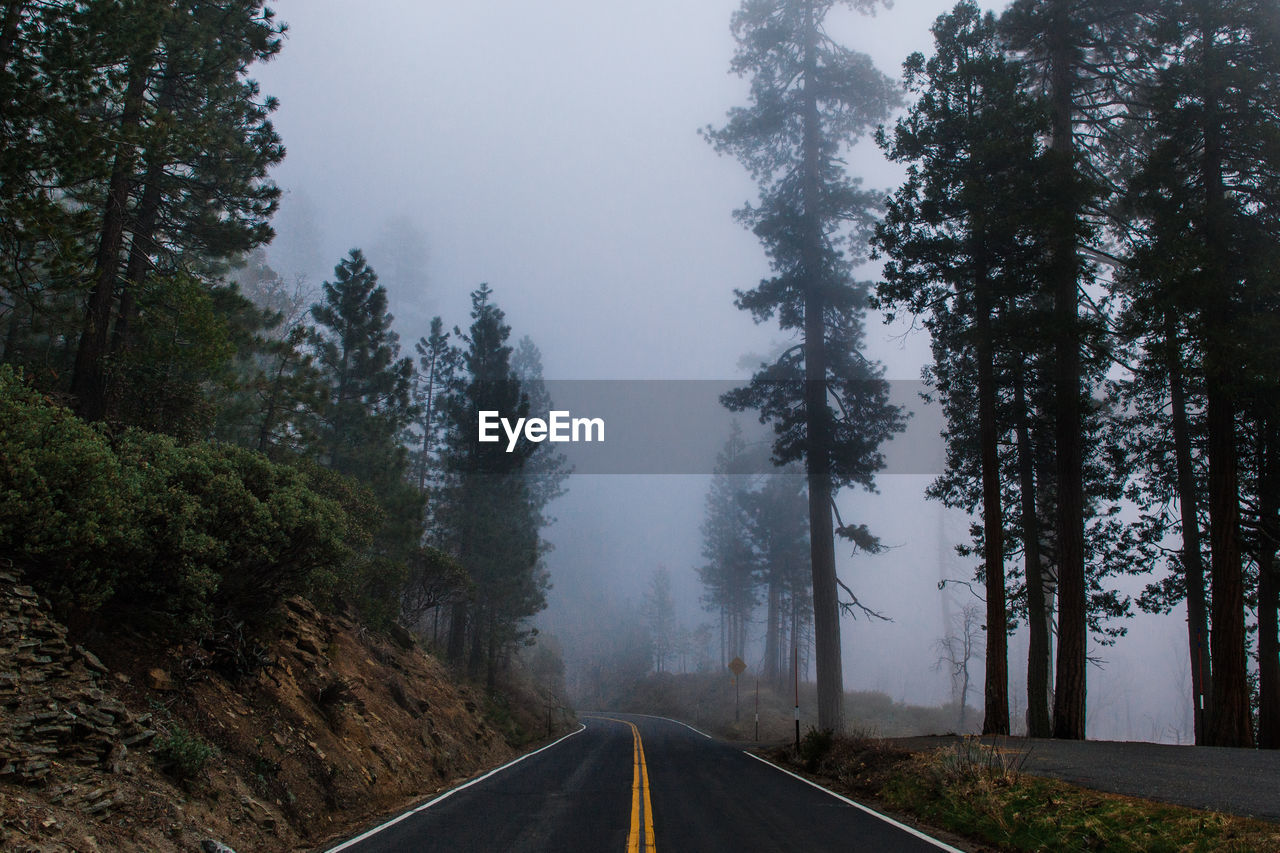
771 735 1280 852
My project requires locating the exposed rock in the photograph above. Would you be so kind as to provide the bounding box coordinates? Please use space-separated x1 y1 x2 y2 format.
78 646 109 674
389 623 416 650
0 575 154 783
239 795 277 831
147 668 176 692
0 571 534 853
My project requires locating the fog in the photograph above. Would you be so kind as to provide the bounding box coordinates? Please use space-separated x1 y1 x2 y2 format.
255 0 1191 742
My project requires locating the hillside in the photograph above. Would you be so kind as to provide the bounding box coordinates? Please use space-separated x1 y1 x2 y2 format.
0 570 569 852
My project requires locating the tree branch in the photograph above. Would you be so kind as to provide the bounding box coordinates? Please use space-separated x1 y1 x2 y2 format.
836 576 892 622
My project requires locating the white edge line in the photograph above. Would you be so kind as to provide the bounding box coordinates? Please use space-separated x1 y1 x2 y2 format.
324 724 587 852
743 751 966 853
627 713 714 739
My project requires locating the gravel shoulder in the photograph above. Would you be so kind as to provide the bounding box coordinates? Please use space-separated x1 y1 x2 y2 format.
891 735 1280 823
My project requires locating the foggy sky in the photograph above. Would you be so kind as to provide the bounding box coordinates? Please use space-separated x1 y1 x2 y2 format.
255 0 1190 742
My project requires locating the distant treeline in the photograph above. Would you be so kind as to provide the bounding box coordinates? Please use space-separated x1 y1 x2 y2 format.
602 671 979 741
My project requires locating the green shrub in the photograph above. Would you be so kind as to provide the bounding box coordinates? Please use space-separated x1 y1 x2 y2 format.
113 433 354 631
153 725 215 781
0 366 371 639
799 726 835 770
0 366 135 618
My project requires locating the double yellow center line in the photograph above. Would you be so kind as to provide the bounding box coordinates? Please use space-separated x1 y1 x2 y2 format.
590 717 655 852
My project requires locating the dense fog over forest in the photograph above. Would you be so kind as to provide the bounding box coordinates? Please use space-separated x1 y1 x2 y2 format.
249 1 1192 742
11 1 1280 849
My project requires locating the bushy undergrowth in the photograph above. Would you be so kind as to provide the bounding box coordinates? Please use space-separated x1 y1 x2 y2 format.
0 366 376 636
774 735 1280 853
153 725 216 782
799 726 835 770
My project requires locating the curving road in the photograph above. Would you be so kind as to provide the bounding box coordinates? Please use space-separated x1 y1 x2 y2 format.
324 714 960 853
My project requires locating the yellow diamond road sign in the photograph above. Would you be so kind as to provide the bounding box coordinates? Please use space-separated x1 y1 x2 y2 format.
729 657 747 676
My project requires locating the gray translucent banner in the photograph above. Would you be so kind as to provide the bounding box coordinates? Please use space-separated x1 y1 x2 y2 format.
490 380 946 475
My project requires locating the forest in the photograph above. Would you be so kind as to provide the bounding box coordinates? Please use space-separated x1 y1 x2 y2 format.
689 0 1279 751
1 0 1278 764
0 0 564 695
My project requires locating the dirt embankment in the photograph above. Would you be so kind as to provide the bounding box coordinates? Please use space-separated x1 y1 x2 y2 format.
0 571 545 852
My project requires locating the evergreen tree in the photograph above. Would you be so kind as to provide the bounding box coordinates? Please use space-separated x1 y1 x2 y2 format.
437 284 546 688
202 253 324 455
741 465 811 691
511 335 571 523
999 0 1153 741
70 0 285 421
644 566 678 674
705 0 906 733
698 424 762 668
874 1 1047 736
309 249 415 486
411 316 459 493
1118 0 1280 747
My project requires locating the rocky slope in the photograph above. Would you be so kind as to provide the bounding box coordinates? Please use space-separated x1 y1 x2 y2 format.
0 571 550 851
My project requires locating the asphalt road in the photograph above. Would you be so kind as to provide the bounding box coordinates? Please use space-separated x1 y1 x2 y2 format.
325 714 960 853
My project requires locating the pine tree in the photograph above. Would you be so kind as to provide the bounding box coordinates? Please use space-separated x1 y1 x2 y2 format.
437 284 546 688
999 0 1154 741
697 424 760 668
69 0 285 420
741 466 810 691
511 335 571 522
1118 0 1280 747
705 0 906 733
644 566 678 674
412 316 459 493
309 249 415 485
874 2 1048 735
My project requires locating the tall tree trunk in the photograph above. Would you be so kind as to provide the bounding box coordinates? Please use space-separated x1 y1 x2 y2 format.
70 62 151 420
1257 418 1280 748
731 602 739 662
416 356 438 491
783 594 793 686
719 604 726 670
764 576 780 687
1046 0 1088 741
974 253 1008 735
1199 4 1252 748
108 156 165 359
1015 365 1051 737
1166 313 1212 744
109 65 179 365
801 0 843 734
777 590 789 692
